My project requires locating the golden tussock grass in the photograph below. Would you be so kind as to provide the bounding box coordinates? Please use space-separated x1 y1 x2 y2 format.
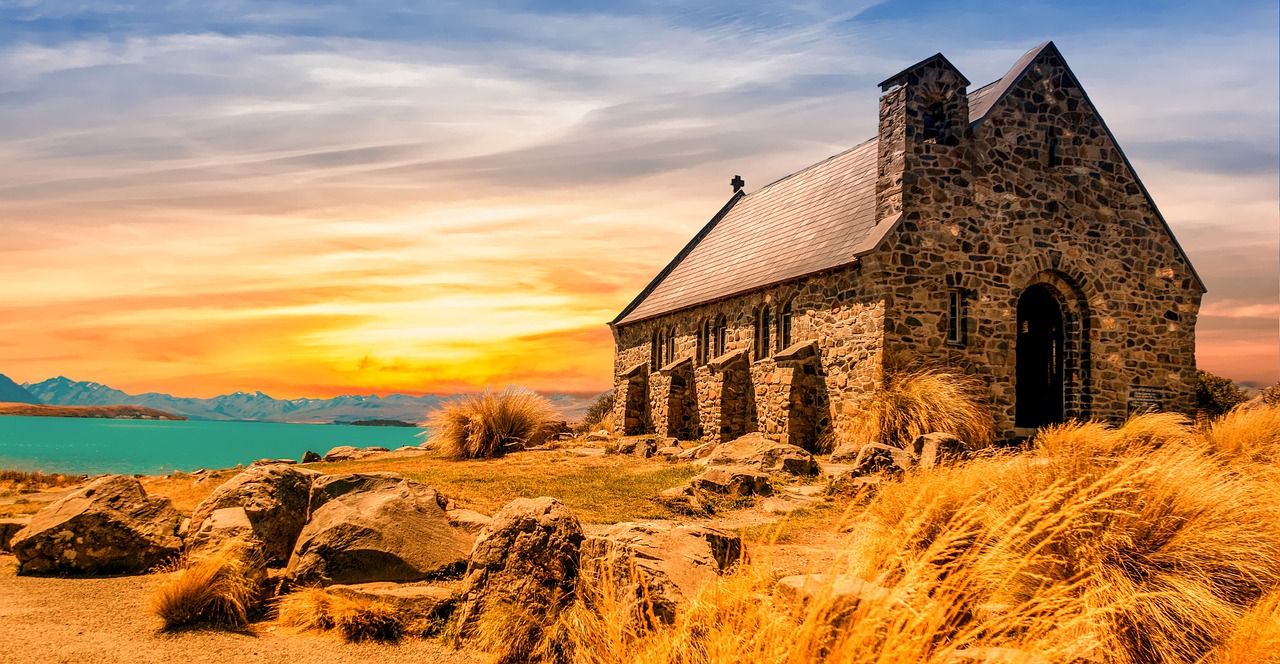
148 539 264 630
424 387 560 459
836 367 996 451
485 406 1280 664
276 588 403 643
1204 403 1280 465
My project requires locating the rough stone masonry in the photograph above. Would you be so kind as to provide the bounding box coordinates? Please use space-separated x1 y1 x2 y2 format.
609 42 1202 446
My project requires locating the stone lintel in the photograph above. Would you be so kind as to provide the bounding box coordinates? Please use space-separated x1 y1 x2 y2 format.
621 361 648 378
708 349 750 372
659 356 694 374
774 340 820 364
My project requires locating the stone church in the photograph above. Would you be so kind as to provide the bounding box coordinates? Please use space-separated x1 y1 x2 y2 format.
608 42 1203 446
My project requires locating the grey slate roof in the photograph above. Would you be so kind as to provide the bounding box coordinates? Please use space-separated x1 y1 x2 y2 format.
613 43 1076 326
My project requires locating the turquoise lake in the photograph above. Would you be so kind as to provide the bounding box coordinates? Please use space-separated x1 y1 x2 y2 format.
0 416 427 476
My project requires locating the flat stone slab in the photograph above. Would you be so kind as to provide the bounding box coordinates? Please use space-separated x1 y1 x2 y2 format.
327 581 460 632
758 493 823 514
567 447 605 457
0 517 31 552
785 485 826 497
775 574 889 605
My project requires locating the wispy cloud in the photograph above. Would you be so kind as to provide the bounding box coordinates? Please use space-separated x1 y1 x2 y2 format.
0 1 1275 395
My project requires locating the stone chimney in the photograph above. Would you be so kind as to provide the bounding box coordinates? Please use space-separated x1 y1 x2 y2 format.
875 53 971 223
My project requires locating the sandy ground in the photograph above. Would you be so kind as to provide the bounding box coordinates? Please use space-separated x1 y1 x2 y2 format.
0 554 485 664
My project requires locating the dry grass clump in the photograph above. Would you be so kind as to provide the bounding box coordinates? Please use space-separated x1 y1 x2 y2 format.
499 410 1280 664
149 539 264 630
837 367 995 451
0 469 84 497
275 588 402 643
424 387 559 459
1213 590 1280 664
1204 402 1280 464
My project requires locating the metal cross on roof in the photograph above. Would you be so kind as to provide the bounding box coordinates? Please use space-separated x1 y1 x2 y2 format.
730 175 745 193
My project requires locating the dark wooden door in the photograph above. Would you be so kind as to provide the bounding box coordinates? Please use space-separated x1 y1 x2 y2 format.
1016 285 1065 428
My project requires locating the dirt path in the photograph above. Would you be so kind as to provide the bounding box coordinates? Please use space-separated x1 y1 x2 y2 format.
0 555 485 664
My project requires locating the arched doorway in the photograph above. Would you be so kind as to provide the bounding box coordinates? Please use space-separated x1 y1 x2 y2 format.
1016 285 1065 428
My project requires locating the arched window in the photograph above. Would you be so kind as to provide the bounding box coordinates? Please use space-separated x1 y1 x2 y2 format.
921 101 948 143
755 306 772 361
779 300 793 349
664 328 675 366
651 330 661 370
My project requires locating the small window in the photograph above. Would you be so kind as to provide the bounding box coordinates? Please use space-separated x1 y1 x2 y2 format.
947 289 966 346
713 315 727 357
921 101 948 143
756 306 772 360
1046 128 1060 167
779 300 794 349
651 330 660 370
667 329 676 365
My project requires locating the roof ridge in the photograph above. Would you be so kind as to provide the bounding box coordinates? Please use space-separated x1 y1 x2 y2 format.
745 135 878 197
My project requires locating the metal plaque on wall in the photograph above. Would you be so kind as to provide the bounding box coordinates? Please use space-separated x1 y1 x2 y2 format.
1127 386 1164 415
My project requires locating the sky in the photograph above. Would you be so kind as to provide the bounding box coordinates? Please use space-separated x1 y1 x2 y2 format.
0 0 1276 398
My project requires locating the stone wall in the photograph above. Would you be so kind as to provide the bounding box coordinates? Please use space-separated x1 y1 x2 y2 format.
612 46 1201 443
610 265 886 446
874 47 1202 434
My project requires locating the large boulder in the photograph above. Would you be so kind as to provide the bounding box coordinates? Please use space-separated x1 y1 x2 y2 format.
703 433 819 475
287 473 474 585
11 475 182 575
189 464 319 565
852 442 916 475
580 521 744 624
322 445 365 462
689 467 773 497
454 497 584 630
829 440 864 463
1 517 32 552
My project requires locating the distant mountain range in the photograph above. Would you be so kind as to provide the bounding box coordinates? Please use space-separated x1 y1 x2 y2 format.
9 375 600 424
0 374 40 404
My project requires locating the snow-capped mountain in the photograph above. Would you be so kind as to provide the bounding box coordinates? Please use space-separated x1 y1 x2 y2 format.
22 376 601 424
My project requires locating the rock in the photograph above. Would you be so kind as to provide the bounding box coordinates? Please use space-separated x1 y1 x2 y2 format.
676 442 714 461
187 506 255 554
829 440 863 463
775 574 890 607
395 445 427 453
288 474 473 585
656 445 684 457
657 485 705 513
189 464 319 566
322 445 365 462
633 438 660 458
580 522 744 624
454 497 583 630
568 447 605 457
828 471 882 495
446 508 492 535
703 433 819 475
328 582 459 635
301 450 322 464
689 467 773 497
912 432 965 468
252 458 297 466
11 475 182 575
0 517 32 552
759 493 822 514
852 442 916 475
363 446 391 453
585 430 611 442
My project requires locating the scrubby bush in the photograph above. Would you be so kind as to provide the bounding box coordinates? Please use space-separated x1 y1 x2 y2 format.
276 588 403 643
1197 369 1249 416
574 390 616 434
424 386 559 459
836 367 995 452
149 539 265 630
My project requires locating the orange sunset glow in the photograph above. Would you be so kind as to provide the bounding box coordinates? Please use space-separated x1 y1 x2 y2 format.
1 3 1277 398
